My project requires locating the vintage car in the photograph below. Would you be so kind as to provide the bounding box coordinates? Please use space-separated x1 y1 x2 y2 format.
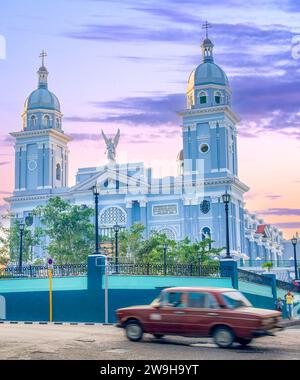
116 287 282 348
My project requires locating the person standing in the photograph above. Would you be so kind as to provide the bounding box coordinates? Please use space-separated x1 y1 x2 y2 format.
275 298 283 312
284 291 294 320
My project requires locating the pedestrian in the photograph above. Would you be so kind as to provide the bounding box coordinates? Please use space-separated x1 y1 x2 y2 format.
284 291 294 320
275 298 283 312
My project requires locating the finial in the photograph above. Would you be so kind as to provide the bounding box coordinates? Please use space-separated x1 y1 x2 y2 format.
39 50 47 67
202 21 212 39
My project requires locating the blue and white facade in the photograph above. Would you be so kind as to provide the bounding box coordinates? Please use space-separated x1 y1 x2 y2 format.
6 37 285 263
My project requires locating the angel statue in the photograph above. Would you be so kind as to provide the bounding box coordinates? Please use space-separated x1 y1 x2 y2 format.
101 129 120 163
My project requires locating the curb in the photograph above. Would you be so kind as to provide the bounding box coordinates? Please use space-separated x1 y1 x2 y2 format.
0 321 114 326
280 320 300 328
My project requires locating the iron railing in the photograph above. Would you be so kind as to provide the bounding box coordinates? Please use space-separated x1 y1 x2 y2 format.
276 279 299 292
107 263 220 277
237 268 273 287
241 260 297 268
0 264 88 279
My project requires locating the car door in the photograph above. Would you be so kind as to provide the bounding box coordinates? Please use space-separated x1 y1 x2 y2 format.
146 291 188 335
181 292 222 337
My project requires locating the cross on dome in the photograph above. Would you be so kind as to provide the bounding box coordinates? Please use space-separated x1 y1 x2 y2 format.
202 21 212 39
39 50 47 67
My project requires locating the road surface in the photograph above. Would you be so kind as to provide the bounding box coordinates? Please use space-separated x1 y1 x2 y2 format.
0 323 299 360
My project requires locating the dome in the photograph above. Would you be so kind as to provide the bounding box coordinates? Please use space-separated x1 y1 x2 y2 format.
187 35 229 92
24 88 61 112
188 62 229 91
177 149 183 161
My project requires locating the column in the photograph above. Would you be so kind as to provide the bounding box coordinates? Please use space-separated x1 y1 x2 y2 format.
139 200 147 235
126 201 132 229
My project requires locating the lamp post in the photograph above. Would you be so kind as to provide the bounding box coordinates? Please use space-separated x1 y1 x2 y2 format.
222 192 232 259
19 222 25 273
92 185 100 255
291 237 299 281
113 224 121 273
163 243 167 276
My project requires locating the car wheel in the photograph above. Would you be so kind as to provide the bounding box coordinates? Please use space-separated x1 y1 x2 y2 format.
236 338 252 347
153 334 164 339
125 321 143 342
213 326 234 348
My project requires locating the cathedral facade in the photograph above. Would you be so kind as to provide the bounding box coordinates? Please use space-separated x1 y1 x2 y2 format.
6 37 284 264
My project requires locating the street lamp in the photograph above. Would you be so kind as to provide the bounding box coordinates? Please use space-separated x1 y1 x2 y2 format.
19 222 25 273
92 185 100 255
113 224 121 273
163 243 168 276
222 192 232 259
291 236 299 281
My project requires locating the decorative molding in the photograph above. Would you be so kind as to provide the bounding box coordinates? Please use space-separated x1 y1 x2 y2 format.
178 105 240 124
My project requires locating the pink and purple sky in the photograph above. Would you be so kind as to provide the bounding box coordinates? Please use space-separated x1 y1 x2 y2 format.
0 0 299 238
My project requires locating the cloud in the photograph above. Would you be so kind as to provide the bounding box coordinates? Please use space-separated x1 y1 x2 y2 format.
259 208 300 216
0 191 12 195
64 18 295 49
274 222 300 229
264 194 282 200
65 93 184 127
0 204 9 214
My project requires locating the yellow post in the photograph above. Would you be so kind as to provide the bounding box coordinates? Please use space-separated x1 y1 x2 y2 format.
49 268 53 322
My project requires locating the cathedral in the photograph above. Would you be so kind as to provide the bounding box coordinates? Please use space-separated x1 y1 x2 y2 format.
6 36 284 264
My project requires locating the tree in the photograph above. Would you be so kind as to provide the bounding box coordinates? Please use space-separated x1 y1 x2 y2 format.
175 238 224 265
118 223 147 260
34 197 95 264
134 231 177 264
262 261 273 273
116 225 223 266
0 214 9 266
0 212 42 265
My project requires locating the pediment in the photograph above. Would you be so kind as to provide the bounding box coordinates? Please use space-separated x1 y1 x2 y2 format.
69 167 149 194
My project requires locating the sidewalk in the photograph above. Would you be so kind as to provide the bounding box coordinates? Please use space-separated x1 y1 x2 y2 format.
280 319 300 328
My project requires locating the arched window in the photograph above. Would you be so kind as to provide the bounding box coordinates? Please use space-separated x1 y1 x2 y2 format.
215 91 222 104
159 227 176 241
56 163 61 181
198 91 207 104
44 115 50 127
56 118 60 129
30 115 37 128
100 207 127 227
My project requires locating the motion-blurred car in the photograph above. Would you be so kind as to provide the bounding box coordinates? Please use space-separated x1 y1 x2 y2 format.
116 287 282 348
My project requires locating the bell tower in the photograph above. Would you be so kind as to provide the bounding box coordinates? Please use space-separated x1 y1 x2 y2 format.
179 25 249 256
11 52 71 193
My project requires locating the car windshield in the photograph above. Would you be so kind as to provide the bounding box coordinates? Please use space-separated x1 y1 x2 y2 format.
222 291 252 309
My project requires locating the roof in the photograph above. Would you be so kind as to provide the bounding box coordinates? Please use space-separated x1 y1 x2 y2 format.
256 225 267 235
163 287 235 293
24 88 61 112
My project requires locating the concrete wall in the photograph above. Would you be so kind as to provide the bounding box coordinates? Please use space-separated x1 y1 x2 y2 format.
0 256 296 323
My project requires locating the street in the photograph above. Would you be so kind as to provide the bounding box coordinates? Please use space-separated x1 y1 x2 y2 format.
0 323 299 360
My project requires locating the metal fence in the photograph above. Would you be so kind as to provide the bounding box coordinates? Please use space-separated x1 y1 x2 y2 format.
237 268 273 287
107 263 220 277
0 264 88 279
241 260 297 268
276 279 299 293
0 262 220 279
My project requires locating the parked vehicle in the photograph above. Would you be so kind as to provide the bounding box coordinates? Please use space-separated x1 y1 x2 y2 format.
116 287 282 348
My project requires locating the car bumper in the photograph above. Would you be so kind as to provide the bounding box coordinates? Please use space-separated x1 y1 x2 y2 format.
253 325 284 337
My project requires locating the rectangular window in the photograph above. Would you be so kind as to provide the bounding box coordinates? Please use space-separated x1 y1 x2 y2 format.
187 293 220 309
